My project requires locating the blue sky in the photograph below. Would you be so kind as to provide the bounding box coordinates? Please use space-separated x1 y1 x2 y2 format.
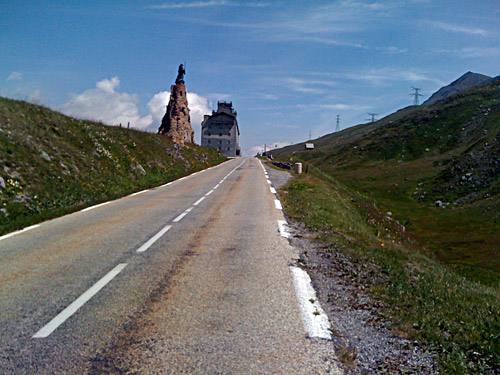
1 1 499 155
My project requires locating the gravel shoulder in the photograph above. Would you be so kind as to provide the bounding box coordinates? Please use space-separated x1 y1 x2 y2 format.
263 160 437 375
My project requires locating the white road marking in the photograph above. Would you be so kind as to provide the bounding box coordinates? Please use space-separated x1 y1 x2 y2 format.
81 201 110 212
274 199 283 210
205 190 214 196
193 196 206 206
219 179 224 183
33 263 128 338
173 207 194 222
277 220 291 238
267 180 272 184
130 190 149 197
136 225 172 253
0 224 40 242
290 266 332 340
270 187 277 194
162 182 172 187
214 184 220 189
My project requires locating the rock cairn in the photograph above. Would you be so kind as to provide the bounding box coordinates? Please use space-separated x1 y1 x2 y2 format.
158 64 194 144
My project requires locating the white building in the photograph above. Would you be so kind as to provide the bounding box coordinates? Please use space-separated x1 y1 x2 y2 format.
201 101 240 157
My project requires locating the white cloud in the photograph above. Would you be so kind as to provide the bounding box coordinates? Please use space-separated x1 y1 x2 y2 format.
148 1 268 9
60 77 152 129
282 77 338 95
460 47 500 58
59 77 212 135
319 103 364 110
7 71 23 81
187 92 212 127
27 89 42 103
147 90 170 126
431 22 490 37
345 68 443 86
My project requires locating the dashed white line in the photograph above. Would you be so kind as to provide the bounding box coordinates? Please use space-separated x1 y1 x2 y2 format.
136 224 172 253
277 220 290 238
267 180 272 184
205 190 214 196
173 207 194 222
193 196 206 206
290 266 332 340
274 199 283 210
0 224 40 242
270 187 277 194
214 184 220 189
33 263 128 338
129 190 149 197
81 201 110 212
219 180 224 183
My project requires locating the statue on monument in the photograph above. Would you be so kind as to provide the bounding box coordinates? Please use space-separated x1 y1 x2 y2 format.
175 63 186 84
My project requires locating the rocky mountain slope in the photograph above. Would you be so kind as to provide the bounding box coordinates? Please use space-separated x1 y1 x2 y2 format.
423 71 493 105
0 97 225 235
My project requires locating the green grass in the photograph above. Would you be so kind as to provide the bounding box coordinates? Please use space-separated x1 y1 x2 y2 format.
0 97 226 235
280 167 500 374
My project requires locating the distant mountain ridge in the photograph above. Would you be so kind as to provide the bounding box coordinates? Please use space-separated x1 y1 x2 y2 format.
423 71 492 105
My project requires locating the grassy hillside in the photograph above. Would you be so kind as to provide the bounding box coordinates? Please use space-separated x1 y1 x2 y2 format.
0 97 226 235
273 81 500 373
278 81 500 286
279 168 499 374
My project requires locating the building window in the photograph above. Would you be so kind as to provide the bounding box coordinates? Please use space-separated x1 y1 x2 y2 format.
208 132 211 136
219 140 222 144
227 147 230 151
208 140 211 144
219 132 222 136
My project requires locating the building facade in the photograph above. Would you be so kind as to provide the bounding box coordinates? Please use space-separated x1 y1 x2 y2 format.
201 101 240 157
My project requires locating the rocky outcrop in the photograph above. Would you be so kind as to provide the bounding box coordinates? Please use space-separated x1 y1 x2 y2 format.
158 83 194 144
423 71 492 105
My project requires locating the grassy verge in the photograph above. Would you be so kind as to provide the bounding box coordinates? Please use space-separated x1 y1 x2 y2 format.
0 97 226 235
280 166 500 374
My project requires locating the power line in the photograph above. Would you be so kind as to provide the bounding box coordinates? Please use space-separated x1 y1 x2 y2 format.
410 87 423 106
335 114 340 132
366 113 378 123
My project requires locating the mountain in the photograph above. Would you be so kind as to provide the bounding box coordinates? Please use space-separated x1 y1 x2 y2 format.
0 97 225 235
422 71 492 105
275 79 500 286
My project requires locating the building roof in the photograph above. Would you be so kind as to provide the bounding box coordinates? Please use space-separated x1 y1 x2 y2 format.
203 106 240 135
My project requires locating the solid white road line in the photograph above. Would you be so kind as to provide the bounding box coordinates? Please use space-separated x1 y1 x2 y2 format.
173 207 193 222
193 196 206 206
33 263 128 338
290 266 332 340
0 224 40 242
270 187 277 194
274 199 283 210
277 220 291 238
136 225 172 253
161 182 173 187
205 190 214 196
81 201 110 212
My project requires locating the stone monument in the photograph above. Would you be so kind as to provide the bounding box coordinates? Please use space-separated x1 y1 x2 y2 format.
158 64 194 144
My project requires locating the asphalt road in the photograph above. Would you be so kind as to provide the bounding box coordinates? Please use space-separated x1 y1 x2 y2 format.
0 157 341 374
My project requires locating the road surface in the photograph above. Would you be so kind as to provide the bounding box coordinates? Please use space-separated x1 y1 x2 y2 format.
0 158 341 374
